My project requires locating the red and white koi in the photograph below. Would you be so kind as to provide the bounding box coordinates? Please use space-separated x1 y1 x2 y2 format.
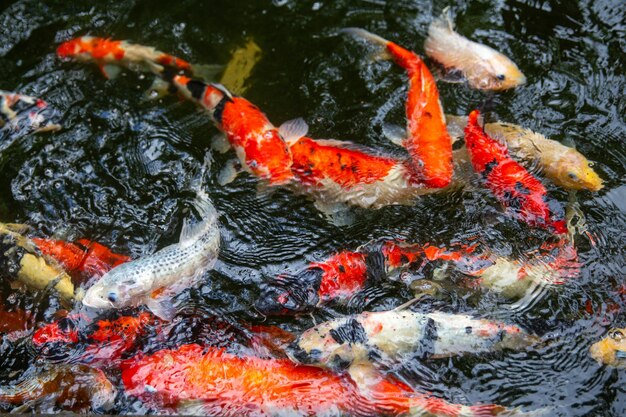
57 36 216 80
0 91 60 137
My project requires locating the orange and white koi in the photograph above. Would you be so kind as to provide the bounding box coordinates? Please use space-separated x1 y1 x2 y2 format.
0 364 116 413
342 28 454 188
0 91 60 140
57 36 217 80
32 237 131 284
590 328 626 368
424 8 526 90
121 343 513 416
289 309 538 371
464 110 567 233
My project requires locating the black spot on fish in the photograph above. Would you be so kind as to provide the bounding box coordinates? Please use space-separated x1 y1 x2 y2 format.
186 79 206 101
503 191 523 210
416 317 437 359
212 96 231 124
515 181 530 195
329 319 367 345
465 326 473 334
330 354 352 370
338 264 346 273
483 159 498 177
287 343 319 364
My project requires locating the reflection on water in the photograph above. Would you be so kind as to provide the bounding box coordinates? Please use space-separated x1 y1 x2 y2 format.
0 0 624 415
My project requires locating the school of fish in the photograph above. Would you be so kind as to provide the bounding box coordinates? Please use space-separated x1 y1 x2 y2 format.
0 5 616 417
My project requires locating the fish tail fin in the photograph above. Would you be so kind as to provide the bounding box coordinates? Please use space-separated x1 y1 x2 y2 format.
438 6 456 32
340 28 393 60
179 189 218 245
190 64 224 82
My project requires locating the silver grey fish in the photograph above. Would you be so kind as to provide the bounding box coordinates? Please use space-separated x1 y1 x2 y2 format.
82 190 219 319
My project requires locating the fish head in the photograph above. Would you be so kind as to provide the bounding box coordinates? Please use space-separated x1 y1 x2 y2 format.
287 318 370 371
590 328 626 368
555 151 603 191
498 325 541 350
57 36 94 59
32 316 80 360
472 54 526 90
255 269 323 315
82 269 138 310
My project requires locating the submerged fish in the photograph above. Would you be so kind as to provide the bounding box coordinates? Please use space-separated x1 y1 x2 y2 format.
590 328 626 368
0 364 116 413
33 237 131 283
342 28 454 188
57 36 218 80
219 39 262 95
446 115 603 192
82 190 220 319
121 343 512 417
256 240 481 315
424 8 526 90
464 110 567 234
32 311 162 365
0 223 76 302
289 309 538 371
0 91 60 148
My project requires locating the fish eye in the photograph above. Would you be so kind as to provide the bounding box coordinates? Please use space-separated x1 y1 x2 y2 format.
609 329 624 341
568 172 578 180
497 74 506 81
107 292 118 303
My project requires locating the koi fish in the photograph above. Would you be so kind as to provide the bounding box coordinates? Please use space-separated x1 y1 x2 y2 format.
57 36 219 80
255 240 484 315
0 91 60 148
464 110 567 233
32 237 131 283
341 28 454 188
0 223 76 302
32 311 162 365
289 309 539 371
424 8 526 90
590 328 626 368
218 39 262 95
82 190 220 319
446 115 603 192
0 364 116 413
121 343 513 417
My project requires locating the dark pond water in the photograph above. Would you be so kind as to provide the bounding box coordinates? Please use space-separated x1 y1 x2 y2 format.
0 0 625 415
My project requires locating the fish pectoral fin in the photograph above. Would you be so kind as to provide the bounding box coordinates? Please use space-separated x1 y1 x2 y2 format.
190 64 224 82
217 159 242 185
99 64 122 79
381 123 407 146
211 133 232 154
144 77 173 101
278 117 309 145
145 295 176 321
438 67 466 83
179 190 218 244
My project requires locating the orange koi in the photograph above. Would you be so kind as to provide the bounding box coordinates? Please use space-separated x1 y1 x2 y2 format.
32 237 130 283
32 311 161 366
464 110 567 234
342 29 454 188
121 343 510 416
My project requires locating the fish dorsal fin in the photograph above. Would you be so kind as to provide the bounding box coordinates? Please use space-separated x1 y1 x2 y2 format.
99 64 122 79
179 190 218 245
279 117 309 145
441 6 455 31
381 122 407 146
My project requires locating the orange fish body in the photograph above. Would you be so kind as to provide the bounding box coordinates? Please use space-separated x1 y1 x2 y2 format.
172 76 293 184
32 311 160 365
464 110 566 234
57 36 192 78
32 237 131 281
121 343 504 417
385 42 454 188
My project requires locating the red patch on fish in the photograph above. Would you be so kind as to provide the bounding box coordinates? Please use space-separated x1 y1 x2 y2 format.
312 251 368 302
57 37 125 61
464 110 566 234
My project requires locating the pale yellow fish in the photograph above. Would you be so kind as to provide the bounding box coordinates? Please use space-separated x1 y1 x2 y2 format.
424 8 526 90
446 115 603 192
219 39 262 95
590 328 626 367
0 223 76 302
